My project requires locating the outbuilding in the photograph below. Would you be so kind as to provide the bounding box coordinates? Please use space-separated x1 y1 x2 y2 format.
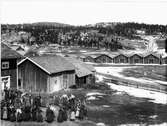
94 54 112 63
129 54 144 64
65 57 96 87
18 55 76 93
144 53 160 64
83 55 95 62
113 54 129 63
1 43 23 90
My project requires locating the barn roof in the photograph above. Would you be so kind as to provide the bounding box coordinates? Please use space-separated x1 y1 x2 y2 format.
65 57 95 77
1 42 23 59
18 55 75 74
143 53 160 58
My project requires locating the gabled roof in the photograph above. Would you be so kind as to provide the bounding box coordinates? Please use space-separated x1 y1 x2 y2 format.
129 53 144 57
143 53 160 58
18 55 75 75
112 53 129 58
1 42 23 59
65 57 95 77
95 54 113 59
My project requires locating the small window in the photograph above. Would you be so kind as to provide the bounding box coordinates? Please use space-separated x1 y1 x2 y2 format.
2 62 9 69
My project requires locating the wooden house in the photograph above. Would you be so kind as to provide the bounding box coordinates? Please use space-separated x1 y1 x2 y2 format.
83 55 95 62
129 54 144 64
144 53 160 64
18 55 76 93
65 57 96 87
1 43 22 90
113 54 129 63
94 54 112 63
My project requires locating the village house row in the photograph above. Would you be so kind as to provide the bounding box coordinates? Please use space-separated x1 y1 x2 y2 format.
1 43 95 94
77 53 167 64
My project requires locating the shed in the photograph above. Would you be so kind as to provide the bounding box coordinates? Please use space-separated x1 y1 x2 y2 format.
94 54 112 63
83 55 95 62
144 53 160 64
18 55 76 93
113 54 129 63
65 57 96 87
129 54 144 64
1 42 23 90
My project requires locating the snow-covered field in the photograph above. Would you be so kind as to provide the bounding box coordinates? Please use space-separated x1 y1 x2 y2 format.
95 66 167 86
119 122 167 126
108 82 167 104
95 66 167 105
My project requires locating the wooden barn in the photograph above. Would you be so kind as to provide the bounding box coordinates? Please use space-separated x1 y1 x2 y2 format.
65 57 96 87
18 56 76 93
113 54 129 63
1 43 22 90
144 53 160 64
129 54 144 64
83 55 95 62
94 54 112 63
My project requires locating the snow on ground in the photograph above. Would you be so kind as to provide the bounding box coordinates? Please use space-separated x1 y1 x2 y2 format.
96 74 105 82
119 123 167 126
95 73 167 104
107 83 167 104
86 92 105 96
95 66 167 86
86 92 105 101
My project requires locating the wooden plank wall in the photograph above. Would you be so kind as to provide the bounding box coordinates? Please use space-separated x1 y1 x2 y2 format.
129 55 143 64
18 60 48 93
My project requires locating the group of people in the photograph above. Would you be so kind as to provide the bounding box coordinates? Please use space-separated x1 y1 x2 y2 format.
1 87 87 123
1 87 43 122
57 94 87 122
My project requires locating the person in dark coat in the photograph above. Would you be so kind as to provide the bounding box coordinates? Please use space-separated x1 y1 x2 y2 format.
45 106 55 123
57 107 64 123
31 105 38 121
10 105 16 122
7 104 11 120
36 108 43 122
24 106 31 121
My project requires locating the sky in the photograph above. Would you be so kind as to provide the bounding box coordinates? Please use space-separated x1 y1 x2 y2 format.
1 0 167 25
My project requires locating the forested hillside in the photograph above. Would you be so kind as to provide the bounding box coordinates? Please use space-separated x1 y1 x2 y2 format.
1 22 167 51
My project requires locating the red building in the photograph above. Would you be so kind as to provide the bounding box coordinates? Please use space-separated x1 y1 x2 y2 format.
1 43 22 90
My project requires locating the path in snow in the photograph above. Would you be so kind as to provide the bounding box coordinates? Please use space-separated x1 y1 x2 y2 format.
95 66 167 86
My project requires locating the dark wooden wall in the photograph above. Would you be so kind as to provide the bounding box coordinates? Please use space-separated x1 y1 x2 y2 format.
113 55 129 63
95 55 112 63
144 55 160 64
18 60 48 93
129 55 143 64
1 58 17 89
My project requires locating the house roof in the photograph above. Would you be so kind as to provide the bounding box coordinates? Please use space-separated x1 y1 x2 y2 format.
143 53 160 58
65 57 95 77
112 53 129 58
1 42 23 59
18 55 75 74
